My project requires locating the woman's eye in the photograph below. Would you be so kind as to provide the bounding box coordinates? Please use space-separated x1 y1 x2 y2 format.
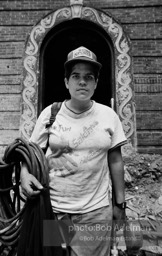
86 75 95 81
71 74 79 79
70 74 95 81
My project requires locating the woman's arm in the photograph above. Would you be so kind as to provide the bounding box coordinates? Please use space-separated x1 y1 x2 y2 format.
108 146 126 224
108 146 125 204
20 163 43 198
20 107 51 197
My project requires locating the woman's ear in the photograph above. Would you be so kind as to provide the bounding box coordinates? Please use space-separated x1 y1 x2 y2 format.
94 79 98 90
64 78 69 89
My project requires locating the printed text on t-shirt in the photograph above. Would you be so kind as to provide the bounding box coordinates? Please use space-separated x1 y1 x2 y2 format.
72 121 98 148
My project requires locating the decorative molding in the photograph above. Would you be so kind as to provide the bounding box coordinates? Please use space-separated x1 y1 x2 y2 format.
70 0 83 4
20 3 136 151
70 0 83 18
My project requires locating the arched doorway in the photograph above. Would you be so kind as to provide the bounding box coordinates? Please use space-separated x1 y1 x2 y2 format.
20 1 136 152
39 19 114 113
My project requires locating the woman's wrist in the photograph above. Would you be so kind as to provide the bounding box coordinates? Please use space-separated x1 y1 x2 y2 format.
115 202 126 209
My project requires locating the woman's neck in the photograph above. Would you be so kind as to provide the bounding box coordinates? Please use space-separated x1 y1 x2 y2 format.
65 100 93 114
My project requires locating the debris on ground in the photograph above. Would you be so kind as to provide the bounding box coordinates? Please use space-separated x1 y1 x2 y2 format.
123 152 162 255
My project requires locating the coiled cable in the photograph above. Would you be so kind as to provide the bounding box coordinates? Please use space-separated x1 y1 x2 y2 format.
0 137 49 248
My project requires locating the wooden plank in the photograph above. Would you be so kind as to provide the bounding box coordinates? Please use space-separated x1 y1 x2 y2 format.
0 95 21 111
0 42 24 58
137 146 162 155
137 131 162 146
123 24 162 39
0 59 22 75
107 6 162 24
0 1 68 10
136 111 162 130
0 130 19 145
4 24 160 44
133 74 162 84
0 26 31 41
0 112 21 129
133 57 162 74
0 75 22 85
134 84 162 93
0 11 49 25
135 95 162 111
0 6 161 26
132 40 162 56
0 25 161 44
0 0 161 10
133 74 162 93
0 85 22 94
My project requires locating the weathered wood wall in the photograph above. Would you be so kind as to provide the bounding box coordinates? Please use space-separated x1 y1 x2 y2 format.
0 0 162 156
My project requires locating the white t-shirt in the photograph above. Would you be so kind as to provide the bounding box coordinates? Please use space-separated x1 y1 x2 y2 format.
30 101 127 213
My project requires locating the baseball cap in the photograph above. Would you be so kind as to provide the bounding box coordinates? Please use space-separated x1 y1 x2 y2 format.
64 46 102 70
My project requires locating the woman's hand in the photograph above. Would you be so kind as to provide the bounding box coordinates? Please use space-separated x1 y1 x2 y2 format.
20 164 43 198
113 205 126 230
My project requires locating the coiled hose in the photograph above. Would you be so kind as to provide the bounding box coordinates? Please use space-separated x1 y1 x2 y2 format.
0 137 49 249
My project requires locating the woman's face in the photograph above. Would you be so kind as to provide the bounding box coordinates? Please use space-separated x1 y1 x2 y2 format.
64 62 98 103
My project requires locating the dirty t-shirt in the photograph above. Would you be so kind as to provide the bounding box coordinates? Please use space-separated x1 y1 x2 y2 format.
30 101 127 214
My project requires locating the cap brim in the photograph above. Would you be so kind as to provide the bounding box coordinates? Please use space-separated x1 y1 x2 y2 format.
64 56 102 70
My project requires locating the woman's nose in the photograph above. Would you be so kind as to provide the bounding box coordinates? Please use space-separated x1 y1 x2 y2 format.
79 77 86 86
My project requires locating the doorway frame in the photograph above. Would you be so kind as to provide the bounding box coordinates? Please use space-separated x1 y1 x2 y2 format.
19 1 136 152
39 18 114 113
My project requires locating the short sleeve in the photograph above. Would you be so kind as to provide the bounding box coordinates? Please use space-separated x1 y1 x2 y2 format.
110 112 127 150
29 105 52 149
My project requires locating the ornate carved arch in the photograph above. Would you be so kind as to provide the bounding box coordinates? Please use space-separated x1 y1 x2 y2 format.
19 1 136 152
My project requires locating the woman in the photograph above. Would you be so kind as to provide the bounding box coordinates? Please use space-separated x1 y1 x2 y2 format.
21 46 127 256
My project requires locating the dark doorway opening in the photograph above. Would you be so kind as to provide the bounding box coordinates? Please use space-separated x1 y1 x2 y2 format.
39 18 114 115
